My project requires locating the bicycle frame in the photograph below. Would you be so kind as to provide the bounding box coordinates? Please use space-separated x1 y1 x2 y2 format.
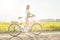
18 17 35 32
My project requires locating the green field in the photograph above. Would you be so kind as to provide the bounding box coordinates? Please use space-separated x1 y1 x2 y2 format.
0 22 60 32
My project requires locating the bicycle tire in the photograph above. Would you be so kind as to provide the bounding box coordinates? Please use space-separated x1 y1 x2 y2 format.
31 23 42 35
8 24 22 37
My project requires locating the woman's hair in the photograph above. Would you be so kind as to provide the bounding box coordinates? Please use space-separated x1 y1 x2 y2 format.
26 5 30 10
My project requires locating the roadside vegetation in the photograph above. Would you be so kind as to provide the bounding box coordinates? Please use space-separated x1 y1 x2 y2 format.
0 22 60 32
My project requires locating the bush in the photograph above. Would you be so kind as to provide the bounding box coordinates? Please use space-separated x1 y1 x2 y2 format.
50 26 60 31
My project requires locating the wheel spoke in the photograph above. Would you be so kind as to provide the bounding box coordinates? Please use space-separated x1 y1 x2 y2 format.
31 23 42 35
8 24 22 37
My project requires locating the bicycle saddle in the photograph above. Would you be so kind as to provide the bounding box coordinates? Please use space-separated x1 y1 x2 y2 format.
18 17 23 19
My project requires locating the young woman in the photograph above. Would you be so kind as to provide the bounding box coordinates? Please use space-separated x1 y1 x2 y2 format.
26 5 35 31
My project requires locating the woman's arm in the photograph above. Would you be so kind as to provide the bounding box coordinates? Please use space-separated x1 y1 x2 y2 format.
28 13 35 18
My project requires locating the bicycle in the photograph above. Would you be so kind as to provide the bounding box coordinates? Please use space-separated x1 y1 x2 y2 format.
8 16 42 36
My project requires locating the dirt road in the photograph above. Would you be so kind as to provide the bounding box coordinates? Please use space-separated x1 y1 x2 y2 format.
0 32 60 40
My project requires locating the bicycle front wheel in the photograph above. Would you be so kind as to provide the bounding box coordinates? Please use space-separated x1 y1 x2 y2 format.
31 23 42 35
8 24 22 37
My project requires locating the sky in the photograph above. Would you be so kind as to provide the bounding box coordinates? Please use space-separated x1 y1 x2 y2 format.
0 0 60 22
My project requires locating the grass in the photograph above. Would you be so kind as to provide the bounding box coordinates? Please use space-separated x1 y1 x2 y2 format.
0 22 60 32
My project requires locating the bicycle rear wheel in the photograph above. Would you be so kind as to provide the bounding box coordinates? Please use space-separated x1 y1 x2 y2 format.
8 24 22 37
31 23 42 35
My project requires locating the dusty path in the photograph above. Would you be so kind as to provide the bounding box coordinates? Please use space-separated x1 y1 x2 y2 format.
0 32 60 40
